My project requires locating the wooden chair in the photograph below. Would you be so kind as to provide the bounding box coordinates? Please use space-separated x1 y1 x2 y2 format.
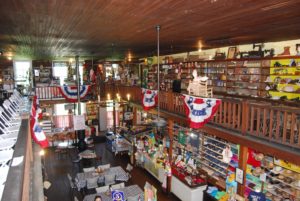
187 79 213 98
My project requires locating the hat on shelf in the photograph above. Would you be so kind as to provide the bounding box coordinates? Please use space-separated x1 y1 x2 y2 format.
254 153 264 161
252 167 264 177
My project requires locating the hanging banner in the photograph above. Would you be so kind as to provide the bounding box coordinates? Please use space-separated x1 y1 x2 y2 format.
182 95 221 129
30 118 49 148
30 99 49 149
142 88 158 111
58 85 91 102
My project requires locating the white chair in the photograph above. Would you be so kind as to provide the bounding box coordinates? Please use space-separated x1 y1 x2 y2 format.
127 195 142 201
104 174 116 186
95 185 109 193
98 163 110 170
83 167 95 172
111 182 125 190
86 177 99 189
126 163 133 172
0 139 16 151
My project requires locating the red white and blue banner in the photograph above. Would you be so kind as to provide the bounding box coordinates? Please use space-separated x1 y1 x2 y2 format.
58 85 91 102
30 97 49 148
142 88 158 111
182 95 221 129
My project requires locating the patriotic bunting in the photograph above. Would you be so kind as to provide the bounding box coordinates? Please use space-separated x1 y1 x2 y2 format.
182 94 221 129
30 96 49 148
58 85 91 102
142 88 158 111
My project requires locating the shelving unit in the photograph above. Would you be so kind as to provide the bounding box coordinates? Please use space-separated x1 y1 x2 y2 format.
33 64 52 87
85 102 98 121
267 58 300 100
245 152 300 200
0 67 14 92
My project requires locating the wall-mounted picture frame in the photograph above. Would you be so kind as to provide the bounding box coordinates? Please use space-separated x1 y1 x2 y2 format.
296 44 300 55
227 46 237 59
235 168 244 184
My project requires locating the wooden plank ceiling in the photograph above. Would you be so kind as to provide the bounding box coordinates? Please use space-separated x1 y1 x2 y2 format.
0 0 300 60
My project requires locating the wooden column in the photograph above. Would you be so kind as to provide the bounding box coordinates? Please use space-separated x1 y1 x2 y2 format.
167 119 174 194
237 145 248 196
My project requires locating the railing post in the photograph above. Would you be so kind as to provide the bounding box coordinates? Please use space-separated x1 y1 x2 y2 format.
241 100 249 135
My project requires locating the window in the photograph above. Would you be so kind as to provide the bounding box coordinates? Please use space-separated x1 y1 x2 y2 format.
52 61 83 85
13 61 32 87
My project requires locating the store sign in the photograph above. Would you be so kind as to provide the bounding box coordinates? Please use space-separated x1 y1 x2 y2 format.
111 190 125 201
73 115 86 130
274 158 300 173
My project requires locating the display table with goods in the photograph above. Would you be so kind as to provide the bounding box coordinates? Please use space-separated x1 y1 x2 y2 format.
245 149 300 201
134 132 168 183
105 133 131 155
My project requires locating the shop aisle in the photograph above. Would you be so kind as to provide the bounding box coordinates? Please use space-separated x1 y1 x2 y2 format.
43 141 181 201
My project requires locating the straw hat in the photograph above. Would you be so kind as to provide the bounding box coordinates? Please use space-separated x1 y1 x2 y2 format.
252 167 263 177
254 153 264 161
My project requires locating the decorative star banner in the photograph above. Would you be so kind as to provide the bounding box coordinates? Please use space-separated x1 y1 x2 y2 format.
58 85 91 102
30 96 49 148
182 95 221 129
142 88 158 111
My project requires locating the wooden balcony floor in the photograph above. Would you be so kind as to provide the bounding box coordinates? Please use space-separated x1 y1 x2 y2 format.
43 139 181 201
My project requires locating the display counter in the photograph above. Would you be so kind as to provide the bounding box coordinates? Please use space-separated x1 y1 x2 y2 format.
171 175 207 201
143 153 165 183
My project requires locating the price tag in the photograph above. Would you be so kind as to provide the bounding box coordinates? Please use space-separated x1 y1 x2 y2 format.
260 173 267 182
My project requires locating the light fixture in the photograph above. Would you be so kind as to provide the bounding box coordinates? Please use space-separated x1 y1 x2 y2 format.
0 51 3 56
39 150 45 156
198 41 202 52
7 56 12 60
128 52 132 62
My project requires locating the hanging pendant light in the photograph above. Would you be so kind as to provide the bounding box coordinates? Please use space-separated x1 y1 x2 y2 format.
153 25 166 127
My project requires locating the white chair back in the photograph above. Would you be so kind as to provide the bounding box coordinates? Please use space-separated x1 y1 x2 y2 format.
111 182 125 190
98 164 110 170
83 167 95 173
95 185 109 193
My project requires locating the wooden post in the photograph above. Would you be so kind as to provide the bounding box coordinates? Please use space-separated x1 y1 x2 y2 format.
241 100 248 135
237 145 248 196
167 119 174 194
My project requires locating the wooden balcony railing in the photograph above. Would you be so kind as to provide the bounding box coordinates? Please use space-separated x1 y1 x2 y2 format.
35 86 63 100
107 84 300 149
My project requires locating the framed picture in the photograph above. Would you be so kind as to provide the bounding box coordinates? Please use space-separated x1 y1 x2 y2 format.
235 168 244 184
227 46 237 59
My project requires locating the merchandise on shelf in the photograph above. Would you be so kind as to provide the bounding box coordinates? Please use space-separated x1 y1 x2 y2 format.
85 102 98 121
245 149 300 201
268 58 300 100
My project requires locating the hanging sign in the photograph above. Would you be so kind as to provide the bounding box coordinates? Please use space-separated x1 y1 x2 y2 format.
73 115 86 130
142 88 158 111
111 190 125 201
58 85 91 102
182 95 221 129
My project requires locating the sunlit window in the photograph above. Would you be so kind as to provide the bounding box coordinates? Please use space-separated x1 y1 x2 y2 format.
13 61 31 86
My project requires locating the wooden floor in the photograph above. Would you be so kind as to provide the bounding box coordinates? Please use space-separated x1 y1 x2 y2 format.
43 140 181 201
